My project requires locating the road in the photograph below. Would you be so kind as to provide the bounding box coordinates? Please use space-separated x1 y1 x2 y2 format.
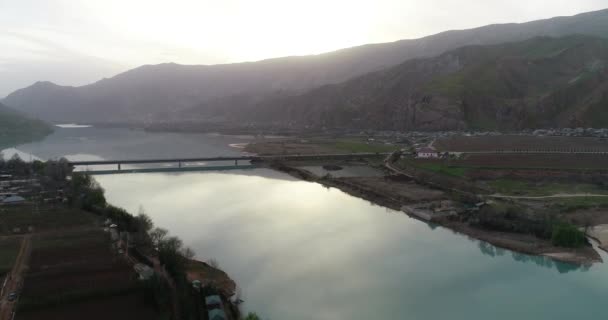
0 235 31 320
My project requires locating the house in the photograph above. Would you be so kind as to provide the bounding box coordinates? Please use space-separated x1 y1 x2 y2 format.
416 147 439 158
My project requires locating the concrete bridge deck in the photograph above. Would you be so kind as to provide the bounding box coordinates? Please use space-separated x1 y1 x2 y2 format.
68 153 389 166
69 153 390 174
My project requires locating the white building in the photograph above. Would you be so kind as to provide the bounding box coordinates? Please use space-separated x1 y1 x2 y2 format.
416 147 439 158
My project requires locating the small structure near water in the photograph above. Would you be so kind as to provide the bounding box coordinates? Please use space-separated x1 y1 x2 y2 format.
1 195 26 205
402 201 460 222
416 147 439 158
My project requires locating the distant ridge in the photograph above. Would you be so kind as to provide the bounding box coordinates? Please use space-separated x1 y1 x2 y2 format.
242 35 608 130
3 8 608 128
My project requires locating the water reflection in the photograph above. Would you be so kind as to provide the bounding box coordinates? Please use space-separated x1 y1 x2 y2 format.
476 240 590 273
96 170 608 320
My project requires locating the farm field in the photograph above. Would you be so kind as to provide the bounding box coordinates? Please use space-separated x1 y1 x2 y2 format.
329 139 398 153
16 229 158 320
0 238 20 276
487 179 608 197
17 292 158 320
0 204 99 235
404 157 608 197
456 154 608 170
245 137 398 155
435 135 608 152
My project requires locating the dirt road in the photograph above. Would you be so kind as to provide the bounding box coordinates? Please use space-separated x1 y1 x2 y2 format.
0 235 31 320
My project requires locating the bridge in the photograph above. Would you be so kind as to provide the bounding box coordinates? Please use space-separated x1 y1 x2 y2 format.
68 153 389 174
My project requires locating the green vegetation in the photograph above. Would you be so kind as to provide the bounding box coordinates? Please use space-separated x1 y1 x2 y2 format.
405 160 468 177
488 179 608 196
328 139 398 153
551 223 586 248
0 238 20 276
552 197 608 212
0 102 52 149
244 313 262 320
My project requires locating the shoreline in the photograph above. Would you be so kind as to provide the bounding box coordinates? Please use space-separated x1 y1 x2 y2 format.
268 162 603 266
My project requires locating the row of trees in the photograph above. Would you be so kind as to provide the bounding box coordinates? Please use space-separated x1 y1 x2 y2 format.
0 154 72 183
474 202 586 248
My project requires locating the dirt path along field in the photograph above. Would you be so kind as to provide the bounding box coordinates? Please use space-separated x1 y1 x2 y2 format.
0 235 31 320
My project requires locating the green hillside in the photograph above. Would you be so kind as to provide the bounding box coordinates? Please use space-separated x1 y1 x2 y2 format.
0 102 52 149
252 35 608 131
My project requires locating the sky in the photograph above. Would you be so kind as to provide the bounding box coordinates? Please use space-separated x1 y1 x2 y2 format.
1 0 607 97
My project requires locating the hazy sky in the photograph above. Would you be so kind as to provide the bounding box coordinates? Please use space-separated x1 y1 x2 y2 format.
1 0 607 96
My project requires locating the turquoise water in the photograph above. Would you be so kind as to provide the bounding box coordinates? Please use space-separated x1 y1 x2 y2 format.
96 170 608 320
12 127 608 319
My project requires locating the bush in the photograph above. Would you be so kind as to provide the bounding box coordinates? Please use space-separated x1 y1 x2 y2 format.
244 313 262 320
551 223 586 248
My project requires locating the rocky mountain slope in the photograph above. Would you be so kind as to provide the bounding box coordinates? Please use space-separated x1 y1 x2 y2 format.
244 36 608 131
3 9 608 124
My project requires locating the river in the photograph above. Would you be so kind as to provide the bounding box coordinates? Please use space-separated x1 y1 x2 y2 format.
6 126 608 319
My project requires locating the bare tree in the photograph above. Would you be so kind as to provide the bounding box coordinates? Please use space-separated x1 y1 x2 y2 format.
181 247 195 259
150 227 168 247
135 206 154 233
207 258 219 269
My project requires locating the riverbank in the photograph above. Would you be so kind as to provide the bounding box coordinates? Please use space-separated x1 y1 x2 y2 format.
268 161 603 265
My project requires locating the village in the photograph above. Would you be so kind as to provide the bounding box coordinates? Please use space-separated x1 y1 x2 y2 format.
0 157 242 320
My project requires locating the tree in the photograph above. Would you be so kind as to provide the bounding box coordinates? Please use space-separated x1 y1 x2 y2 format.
181 247 195 259
243 313 262 320
44 158 71 181
135 208 154 233
157 236 186 276
69 173 107 209
0 153 5 170
150 228 168 247
207 258 219 269
551 223 586 248
7 154 28 175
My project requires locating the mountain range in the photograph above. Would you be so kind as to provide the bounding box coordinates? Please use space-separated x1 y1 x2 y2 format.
243 35 608 131
3 8 608 130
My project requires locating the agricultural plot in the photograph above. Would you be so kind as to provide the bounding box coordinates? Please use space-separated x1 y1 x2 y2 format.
435 135 608 152
0 238 20 276
17 292 158 320
456 154 608 170
405 156 608 197
0 204 99 235
487 180 608 197
17 229 158 320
